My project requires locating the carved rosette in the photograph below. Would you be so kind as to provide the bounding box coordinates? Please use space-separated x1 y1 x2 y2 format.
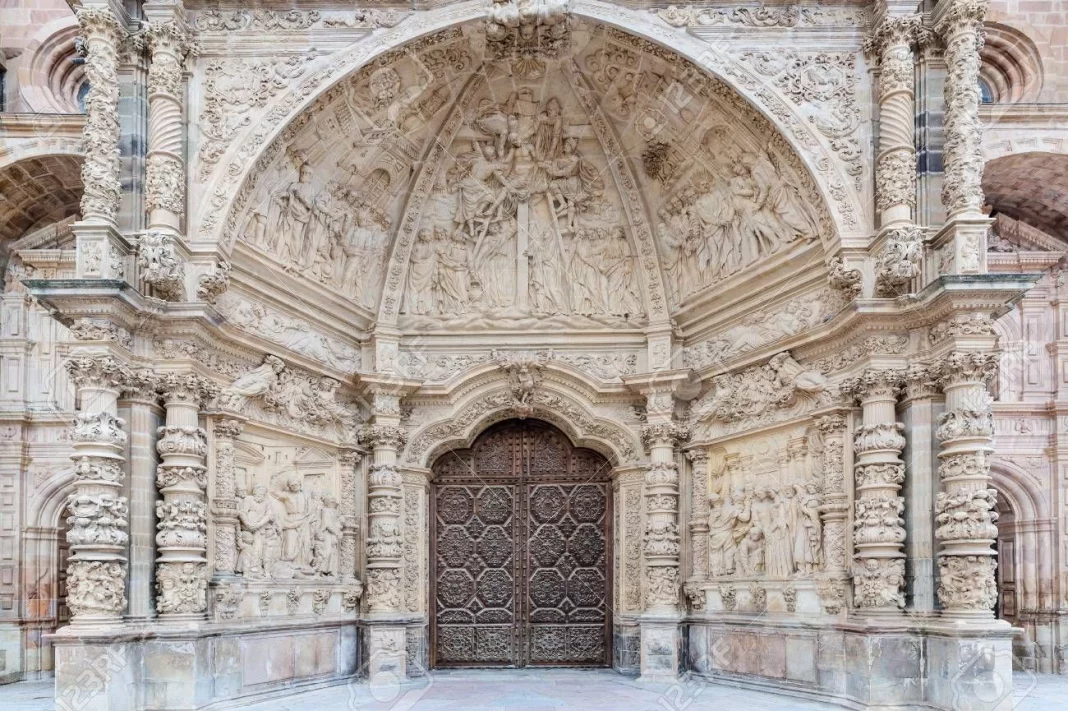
75 7 124 224
687 449 710 580
936 0 989 218
210 417 245 576
641 423 687 613
155 373 215 618
841 370 907 612
365 425 407 613
816 414 850 574
64 355 131 623
934 351 1000 616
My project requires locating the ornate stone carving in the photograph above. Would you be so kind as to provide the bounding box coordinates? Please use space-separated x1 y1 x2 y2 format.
936 0 989 217
196 260 231 303
683 581 706 611
66 560 127 619
875 226 924 297
827 257 861 300
138 232 186 301
486 0 572 71
194 10 322 32
69 319 133 349
652 5 868 28
937 555 998 610
929 313 996 344
156 562 208 615
75 7 124 223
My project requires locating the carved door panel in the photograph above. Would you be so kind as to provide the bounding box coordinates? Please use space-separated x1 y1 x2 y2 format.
431 421 611 669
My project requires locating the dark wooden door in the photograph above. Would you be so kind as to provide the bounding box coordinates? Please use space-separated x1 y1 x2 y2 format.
431 420 612 668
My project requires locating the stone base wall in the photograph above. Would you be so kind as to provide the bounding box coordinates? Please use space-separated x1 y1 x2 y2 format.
52 620 360 711
686 620 1016 711
613 622 640 674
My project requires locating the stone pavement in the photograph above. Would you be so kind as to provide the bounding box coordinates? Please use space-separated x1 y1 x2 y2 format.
2 668 1065 710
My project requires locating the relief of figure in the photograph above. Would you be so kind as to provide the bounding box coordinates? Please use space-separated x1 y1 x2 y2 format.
272 154 317 265
219 355 286 412
764 487 795 579
603 227 643 316
545 137 600 233
472 220 517 308
237 485 277 578
271 475 315 576
534 97 564 160
314 495 342 577
794 482 823 575
738 527 765 576
405 228 438 315
708 491 747 577
434 230 472 313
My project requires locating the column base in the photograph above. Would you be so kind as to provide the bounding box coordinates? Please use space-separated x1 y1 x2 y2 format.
638 614 683 683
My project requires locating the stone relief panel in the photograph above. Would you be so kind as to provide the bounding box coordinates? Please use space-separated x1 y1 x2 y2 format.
216 20 836 322
232 439 346 581
703 430 824 582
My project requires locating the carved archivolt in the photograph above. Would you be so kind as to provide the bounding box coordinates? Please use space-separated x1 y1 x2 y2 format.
404 379 640 468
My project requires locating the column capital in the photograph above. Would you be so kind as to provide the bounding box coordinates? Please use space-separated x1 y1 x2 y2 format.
641 423 689 451
364 424 407 450
864 13 931 56
934 0 989 37
816 412 849 436
903 363 941 400
158 371 218 407
65 354 131 390
934 351 999 388
840 368 906 403
212 417 245 440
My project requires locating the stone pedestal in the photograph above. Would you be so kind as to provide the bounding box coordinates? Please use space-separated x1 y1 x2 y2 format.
638 616 684 683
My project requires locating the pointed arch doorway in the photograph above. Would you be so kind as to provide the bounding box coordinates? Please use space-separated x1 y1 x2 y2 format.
430 420 613 668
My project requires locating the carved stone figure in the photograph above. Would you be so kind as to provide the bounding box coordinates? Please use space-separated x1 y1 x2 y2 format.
738 527 765 576
272 474 316 576
219 355 286 412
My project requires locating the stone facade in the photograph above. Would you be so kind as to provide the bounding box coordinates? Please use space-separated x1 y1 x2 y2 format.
0 0 1066 708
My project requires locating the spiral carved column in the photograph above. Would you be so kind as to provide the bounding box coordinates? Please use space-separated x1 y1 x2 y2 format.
155 373 216 619
866 14 929 295
843 370 907 613
64 355 132 625
934 352 1000 618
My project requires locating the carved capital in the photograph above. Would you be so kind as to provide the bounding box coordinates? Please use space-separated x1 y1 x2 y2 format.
853 422 906 453
66 355 130 391
138 231 186 301
904 363 940 400
827 256 862 300
935 351 999 388
145 20 193 97
841 368 905 403
935 0 990 38
196 260 231 303
365 425 407 450
158 372 217 407
816 413 848 437
212 417 244 440
641 423 689 451
72 411 128 447
875 226 924 297
863 14 930 57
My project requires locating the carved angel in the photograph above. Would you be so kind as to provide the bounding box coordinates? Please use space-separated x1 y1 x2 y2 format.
218 355 286 412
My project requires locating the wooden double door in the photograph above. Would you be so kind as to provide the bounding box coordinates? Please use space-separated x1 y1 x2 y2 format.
430 420 612 668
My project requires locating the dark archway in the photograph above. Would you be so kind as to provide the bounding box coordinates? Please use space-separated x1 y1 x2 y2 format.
430 419 612 669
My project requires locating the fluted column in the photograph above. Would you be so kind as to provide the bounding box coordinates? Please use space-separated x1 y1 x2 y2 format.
901 364 941 613
63 355 131 626
933 0 991 275
338 448 363 583
816 414 850 576
155 373 215 619
934 352 1000 619
73 6 130 280
866 13 929 295
843 370 907 613
140 14 191 301
641 424 688 615
686 448 709 581
364 425 406 615
209 417 245 579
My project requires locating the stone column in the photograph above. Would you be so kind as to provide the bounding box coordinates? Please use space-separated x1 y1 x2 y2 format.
934 352 1000 618
338 448 363 583
209 417 245 579
843 370 907 613
119 370 162 620
364 425 406 616
867 12 929 295
63 355 131 625
140 13 191 301
816 414 850 578
73 6 130 281
641 423 687 615
639 422 687 683
686 448 709 582
155 373 215 620
933 0 991 274
901 364 941 614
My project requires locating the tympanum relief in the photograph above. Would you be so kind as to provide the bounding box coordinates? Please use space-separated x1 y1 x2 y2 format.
228 24 830 324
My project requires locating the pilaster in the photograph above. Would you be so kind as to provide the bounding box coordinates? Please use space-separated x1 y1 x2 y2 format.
686 448 709 583
901 363 942 614
208 416 245 580
816 413 850 579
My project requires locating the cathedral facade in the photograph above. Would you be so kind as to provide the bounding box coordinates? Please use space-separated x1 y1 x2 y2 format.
1 0 1067 709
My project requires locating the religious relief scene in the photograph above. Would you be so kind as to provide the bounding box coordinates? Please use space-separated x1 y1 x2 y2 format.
3 0 1068 710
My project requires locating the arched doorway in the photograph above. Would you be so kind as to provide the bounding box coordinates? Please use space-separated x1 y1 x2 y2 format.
430 420 612 668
